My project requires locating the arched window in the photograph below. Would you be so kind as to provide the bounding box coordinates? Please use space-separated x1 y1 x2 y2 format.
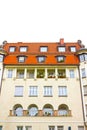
58 104 69 116
28 104 38 116
43 104 53 116
13 104 23 116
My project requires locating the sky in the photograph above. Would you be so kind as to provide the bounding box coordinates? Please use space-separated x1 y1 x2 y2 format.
0 0 87 47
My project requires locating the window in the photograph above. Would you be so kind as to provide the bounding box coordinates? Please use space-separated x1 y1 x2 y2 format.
81 68 86 78
27 70 34 78
0 55 3 62
25 126 32 130
79 54 87 62
56 56 65 63
58 69 66 78
40 46 48 52
57 126 64 130
17 70 24 78
29 86 38 96
14 104 23 116
17 126 23 130
0 126 2 130
48 69 55 78
58 86 67 96
49 126 55 130
44 86 52 96
58 104 68 116
78 126 84 130
83 85 87 95
69 70 75 78
37 56 46 63
20 46 27 52
28 105 38 116
14 86 23 96
68 127 71 130
7 69 13 78
70 47 76 52
37 69 45 78
18 56 26 63
9 46 15 52
58 47 65 52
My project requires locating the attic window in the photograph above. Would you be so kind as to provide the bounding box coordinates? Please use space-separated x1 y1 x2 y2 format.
58 47 65 52
70 46 76 52
40 46 48 52
37 56 46 63
9 46 16 52
56 56 65 63
20 46 28 52
17 56 27 63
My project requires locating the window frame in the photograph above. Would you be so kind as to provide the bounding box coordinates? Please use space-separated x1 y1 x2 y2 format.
17 126 23 130
9 46 16 52
44 86 52 97
40 46 48 52
57 126 64 130
56 56 65 63
29 86 38 97
78 126 84 130
14 86 23 97
0 126 2 130
81 68 86 78
7 69 13 78
83 85 87 96
69 69 75 78
58 46 65 52
70 46 76 52
79 53 87 62
37 56 46 63
18 56 27 63
19 46 28 52
25 126 32 130
49 126 55 130
58 86 67 97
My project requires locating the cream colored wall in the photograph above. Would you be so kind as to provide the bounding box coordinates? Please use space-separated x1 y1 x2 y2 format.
0 66 84 130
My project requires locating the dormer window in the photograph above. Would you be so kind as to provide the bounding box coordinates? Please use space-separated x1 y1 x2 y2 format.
58 47 65 52
70 46 76 52
37 56 46 63
20 46 28 52
9 46 16 52
18 56 27 63
40 46 48 52
56 56 65 62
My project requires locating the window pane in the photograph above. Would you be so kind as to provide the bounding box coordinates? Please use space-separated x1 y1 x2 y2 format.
84 54 87 61
40 47 47 52
70 47 76 52
20 47 27 52
78 126 84 130
58 86 67 96
17 70 24 78
18 57 25 63
0 55 3 62
9 47 15 52
38 57 45 63
49 126 55 130
25 126 32 130
58 47 65 52
17 126 23 130
81 68 86 78
79 55 84 62
7 69 13 78
83 85 87 95
29 107 38 116
15 86 23 96
69 70 74 78
57 126 64 130
44 86 52 96
0 126 2 130
29 86 38 96
57 56 64 62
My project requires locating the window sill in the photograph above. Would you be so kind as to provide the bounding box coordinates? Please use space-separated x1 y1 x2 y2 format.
58 95 67 97
14 95 23 97
44 95 53 97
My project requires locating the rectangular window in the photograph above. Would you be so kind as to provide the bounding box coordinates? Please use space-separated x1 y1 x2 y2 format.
14 86 23 96
49 126 55 130
69 70 75 78
83 85 87 95
79 55 84 62
20 47 27 52
17 126 23 130
58 47 65 52
40 46 48 52
78 126 84 130
0 126 2 130
7 69 13 78
70 47 76 52
29 86 38 96
27 70 34 78
68 126 71 130
25 126 32 130
81 68 86 78
57 56 65 62
37 56 46 63
58 86 67 96
44 86 52 96
84 54 87 61
18 56 26 63
17 70 24 78
9 46 15 52
57 126 64 130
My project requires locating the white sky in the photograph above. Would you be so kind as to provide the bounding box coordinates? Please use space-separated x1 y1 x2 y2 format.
0 0 87 47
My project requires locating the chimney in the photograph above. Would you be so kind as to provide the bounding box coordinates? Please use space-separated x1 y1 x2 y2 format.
60 38 64 45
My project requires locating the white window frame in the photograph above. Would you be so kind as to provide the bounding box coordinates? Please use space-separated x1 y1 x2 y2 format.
7 69 13 78
44 86 52 96
81 68 86 78
57 126 64 130
69 70 75 78
9 47 15 52
38 56 45 63
18 56 26 63
70 47 76 52
58 47 65 52
57 56 64 62
79 55 84 62
29 86 38 96
58 86 67 96
17 70 24 78
20 47 27 52
40 46 48 52
14 86 23 96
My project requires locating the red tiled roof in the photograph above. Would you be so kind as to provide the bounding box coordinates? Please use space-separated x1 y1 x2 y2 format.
3 42 81 65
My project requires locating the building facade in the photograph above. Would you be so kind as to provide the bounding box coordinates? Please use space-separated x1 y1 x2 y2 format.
0 39 87 130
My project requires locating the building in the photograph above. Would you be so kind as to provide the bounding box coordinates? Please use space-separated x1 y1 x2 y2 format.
0 39 87 130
